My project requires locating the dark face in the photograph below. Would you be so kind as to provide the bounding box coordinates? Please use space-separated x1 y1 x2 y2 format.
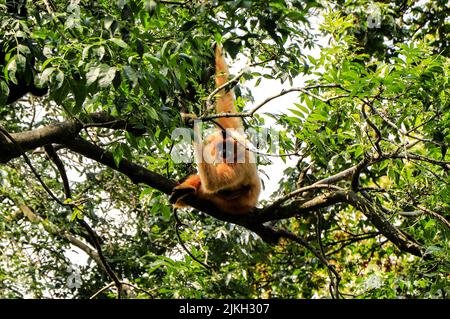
216 132 238 163
201 130 248 165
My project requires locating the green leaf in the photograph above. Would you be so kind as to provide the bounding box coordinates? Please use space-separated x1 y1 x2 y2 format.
179 21 197 32
354 145 364 158
146 106 159 120
104 15 116 29
308 112 328 122
69 205 84 222
161 205 171 222
43 57 63 69
294 102 310 114
125 131 137 148
15 54 26 72
112 145 124 168
52 80 70 104
144 0 158 16
6 58 18 84
40 67 56 86
17 44 31 56
122 65 138 86
288 108 305 119
161 40 174 58
82 45 92 60
98 65 117 88
109 38 128 49
86 66 101 86
424 219 436 230
53 69 65 89
0 81 10 105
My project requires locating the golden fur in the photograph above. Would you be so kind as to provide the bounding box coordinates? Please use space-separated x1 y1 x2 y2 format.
170 46 261 214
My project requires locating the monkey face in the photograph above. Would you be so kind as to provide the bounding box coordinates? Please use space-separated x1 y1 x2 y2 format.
216 136 237 163
201 131 247 165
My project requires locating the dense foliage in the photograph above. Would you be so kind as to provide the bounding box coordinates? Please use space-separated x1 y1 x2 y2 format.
0 0 448 298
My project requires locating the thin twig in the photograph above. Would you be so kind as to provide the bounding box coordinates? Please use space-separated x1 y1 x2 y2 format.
199 85 348 121
173 209 212 270
45 144 123 298
248 84 344 116
89 281 154 299
360 97 446 147
205 67 248 111
205 59 274 112
416 205 450 229
0 125 65 205
388 152 449 169
121 282 154 298
316 212 340 298
89 282 115 299
270 184 344 210
276 228 341 299
360 103 382 155
1 126 122 298
206 119 302 158
326 233 380 256
406 113 439 134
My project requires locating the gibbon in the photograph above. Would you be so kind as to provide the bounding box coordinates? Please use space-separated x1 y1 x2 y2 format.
170 46 261 214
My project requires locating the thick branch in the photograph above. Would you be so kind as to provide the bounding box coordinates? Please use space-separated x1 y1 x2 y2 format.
0 121 81 163
337 191 423 256
64 137 175 195
0 112 144 164
1 115 426 257
255 190 423 256
83 112 146 136
255 191 347 222
60 138 424 256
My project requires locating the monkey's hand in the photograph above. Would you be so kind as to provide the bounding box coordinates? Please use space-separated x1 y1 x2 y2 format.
180 113 197 126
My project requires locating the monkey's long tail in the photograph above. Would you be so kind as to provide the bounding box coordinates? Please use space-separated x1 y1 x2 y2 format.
214 46 242 129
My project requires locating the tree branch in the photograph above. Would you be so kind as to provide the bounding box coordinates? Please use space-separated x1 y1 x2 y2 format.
61 138 425 256
200 83 346 121
44 144 123 297
16 203 104 267
204 59 276 113
0 121 81 163
64 137 175 194
0 112 145 163
248 84 344 115
1 116 426 258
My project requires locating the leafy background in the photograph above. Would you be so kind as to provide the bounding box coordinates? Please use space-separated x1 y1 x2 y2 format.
0 0 448 298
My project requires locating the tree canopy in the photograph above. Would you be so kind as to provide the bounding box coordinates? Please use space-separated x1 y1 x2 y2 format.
0 0 448 299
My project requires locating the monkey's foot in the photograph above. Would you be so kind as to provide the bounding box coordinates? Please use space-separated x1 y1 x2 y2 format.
169 185 197 204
